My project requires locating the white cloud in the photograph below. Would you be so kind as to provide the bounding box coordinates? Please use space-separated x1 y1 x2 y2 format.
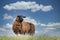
23 17 40 25
0 23 12 32
3 1 53 12
0 28 7 32
40 23 46 27
35 30 43 34
3 13 13 19
4 23 12 28
0 23 16 36
41 22 60 28
35 30 45 36
41 5 53 12
40 22 60 33
35 31 39 34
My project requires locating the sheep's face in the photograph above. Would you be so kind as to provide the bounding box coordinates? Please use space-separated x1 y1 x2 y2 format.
16 15 26 22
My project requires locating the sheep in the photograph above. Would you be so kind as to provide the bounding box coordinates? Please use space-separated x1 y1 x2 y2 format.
12 15 35 35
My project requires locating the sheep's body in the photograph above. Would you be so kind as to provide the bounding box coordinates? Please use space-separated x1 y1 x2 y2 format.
21 22 35 35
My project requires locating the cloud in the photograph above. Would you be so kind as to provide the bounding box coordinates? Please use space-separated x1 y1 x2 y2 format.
40 22 60 28
3 13 13 19
41 5 53 12
3 23 12 29
40 22 60 33
35 30 43 34
0 23 12 32
35 30 45 36
3 1 53 12
23 17 40 25
0 28 7 32
40 23 46 27
0 23 15 36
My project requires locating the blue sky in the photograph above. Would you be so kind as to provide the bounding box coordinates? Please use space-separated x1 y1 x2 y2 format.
0 0 60 36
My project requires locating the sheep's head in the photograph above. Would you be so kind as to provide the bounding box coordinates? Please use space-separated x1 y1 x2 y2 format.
16 15 26 22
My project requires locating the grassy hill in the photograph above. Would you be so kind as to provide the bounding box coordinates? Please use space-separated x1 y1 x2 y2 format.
0 35 60 40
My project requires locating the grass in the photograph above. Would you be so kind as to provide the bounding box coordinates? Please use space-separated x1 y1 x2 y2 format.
0 35 60 40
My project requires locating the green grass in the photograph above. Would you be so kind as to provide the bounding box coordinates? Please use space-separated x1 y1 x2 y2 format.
0 35 60 40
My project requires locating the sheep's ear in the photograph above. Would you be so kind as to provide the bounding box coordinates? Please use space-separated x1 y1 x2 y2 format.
17 15 26 18
22 16 26 18
17 16 20 18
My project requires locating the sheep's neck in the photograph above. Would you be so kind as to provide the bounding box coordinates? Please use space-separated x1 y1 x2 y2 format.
18 22 22 27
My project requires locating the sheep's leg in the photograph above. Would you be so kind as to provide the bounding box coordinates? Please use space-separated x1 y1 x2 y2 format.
24 32 25 35
13 31 18 35
29 30 34 35
19 30 23 34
